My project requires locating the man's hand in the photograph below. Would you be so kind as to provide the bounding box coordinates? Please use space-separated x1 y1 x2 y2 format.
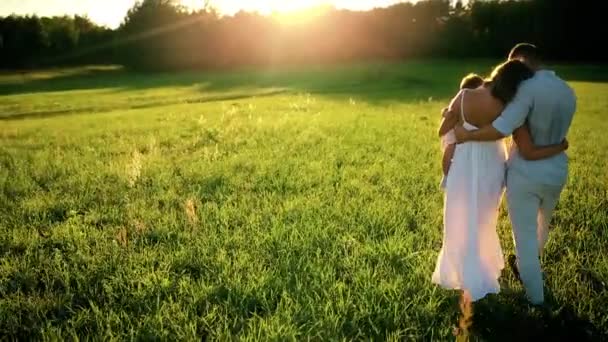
561 138 569 151
454 124 471 143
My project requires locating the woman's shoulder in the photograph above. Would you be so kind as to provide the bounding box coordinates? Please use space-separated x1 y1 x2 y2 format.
463 88 502 124
468 86 490 96
462 87 491 107
473 87 501 104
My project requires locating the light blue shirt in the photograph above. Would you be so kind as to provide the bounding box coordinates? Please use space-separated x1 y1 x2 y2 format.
492 70 576 186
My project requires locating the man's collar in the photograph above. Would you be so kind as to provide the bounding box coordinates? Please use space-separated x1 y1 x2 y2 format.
536 69 555 76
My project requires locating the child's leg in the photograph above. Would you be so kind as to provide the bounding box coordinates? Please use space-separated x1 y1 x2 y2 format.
442 144 456 176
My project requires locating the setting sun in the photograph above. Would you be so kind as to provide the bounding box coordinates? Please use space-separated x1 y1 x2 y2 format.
205 0 403 16
218 0 327 14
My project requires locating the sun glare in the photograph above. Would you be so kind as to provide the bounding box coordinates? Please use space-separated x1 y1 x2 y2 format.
179 0 337 24
249 0 327 14
201 0 387 16
0 0 403 29
75 0 356 28
190 0 321 15
90 1 136 28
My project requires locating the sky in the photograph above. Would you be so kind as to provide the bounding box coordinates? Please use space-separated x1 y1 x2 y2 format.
0 0 408 29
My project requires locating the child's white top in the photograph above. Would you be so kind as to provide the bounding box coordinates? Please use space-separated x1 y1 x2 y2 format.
441 129 456 151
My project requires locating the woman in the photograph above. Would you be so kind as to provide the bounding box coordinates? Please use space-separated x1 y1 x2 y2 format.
432 60 568 303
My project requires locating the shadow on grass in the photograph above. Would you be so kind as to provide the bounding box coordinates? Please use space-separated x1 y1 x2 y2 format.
0 87 288 121
463 288 606 342
0 60 491 100
1 60 606 121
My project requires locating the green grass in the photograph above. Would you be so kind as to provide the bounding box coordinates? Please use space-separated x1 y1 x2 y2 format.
0 61 607 340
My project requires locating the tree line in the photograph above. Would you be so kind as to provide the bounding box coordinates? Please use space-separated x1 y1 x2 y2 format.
0 0 605 70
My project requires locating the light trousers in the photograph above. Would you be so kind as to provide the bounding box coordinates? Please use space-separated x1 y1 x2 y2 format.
506 169 564 304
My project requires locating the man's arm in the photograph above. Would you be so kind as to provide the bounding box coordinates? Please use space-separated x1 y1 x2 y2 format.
454 124 504 142
455 81 534 143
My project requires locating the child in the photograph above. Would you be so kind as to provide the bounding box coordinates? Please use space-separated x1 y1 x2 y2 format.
439 73 484 189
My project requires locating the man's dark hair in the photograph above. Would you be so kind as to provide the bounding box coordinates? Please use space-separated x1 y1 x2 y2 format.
508 43 541 63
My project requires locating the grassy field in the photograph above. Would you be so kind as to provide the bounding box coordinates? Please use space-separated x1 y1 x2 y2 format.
0 61 607 341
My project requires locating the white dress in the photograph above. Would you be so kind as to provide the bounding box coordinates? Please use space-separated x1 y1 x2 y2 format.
432 89 507 301
439 129 456 189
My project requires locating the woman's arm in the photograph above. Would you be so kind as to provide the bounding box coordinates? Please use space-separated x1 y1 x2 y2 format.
438 91 463 137
513 124 568 160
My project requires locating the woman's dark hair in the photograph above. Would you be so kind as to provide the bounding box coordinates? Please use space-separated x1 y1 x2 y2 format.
487 60 534 104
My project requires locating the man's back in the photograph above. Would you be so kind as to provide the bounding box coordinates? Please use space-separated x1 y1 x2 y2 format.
507 70 576 186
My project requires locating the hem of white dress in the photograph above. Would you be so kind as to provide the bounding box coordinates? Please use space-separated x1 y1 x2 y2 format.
431 278 502 302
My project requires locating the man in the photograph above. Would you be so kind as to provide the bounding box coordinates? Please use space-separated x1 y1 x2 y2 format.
454 43 577 305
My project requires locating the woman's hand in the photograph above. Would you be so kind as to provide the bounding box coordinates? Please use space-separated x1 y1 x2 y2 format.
561 138 569 151
513 124 569 160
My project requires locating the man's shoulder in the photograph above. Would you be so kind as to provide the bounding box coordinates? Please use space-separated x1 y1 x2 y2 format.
543 70 576 100
519 72 548 90
524 71 573 95
527 70 553 84
535 70 571 86
512 76 541 101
